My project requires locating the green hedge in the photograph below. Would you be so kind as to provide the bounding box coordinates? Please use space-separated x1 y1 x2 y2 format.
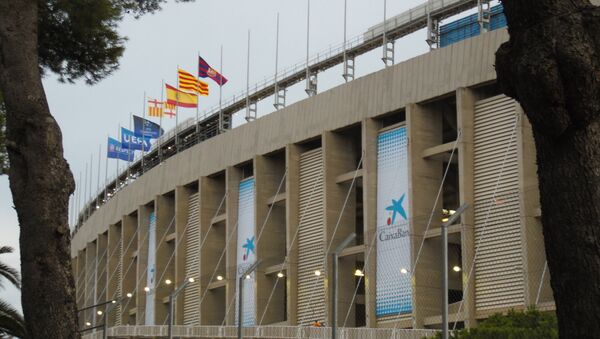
427 308 558 339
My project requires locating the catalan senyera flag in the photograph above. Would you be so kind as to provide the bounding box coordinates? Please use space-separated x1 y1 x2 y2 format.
166 83 198 108
198 56 228 85
147 98 164 117
178 68 209 96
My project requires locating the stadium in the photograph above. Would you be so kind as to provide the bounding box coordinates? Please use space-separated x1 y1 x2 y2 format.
70 0 555 337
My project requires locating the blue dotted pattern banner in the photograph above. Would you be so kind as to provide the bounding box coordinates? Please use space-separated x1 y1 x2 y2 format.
376 127 413 317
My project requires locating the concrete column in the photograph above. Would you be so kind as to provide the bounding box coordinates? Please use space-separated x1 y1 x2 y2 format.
76 249 86 328
456 87 477 327
155 193 175 324
255 153 287 325
406 103 443 328
285 144 301 325
199 174 227 325
323 131 358 327
107 222 122 326
136 204 152 325
96 232 108 308
225 166 242 325
362 118 380 328
121 213 137 325
84 241 97 326
175 184 194 324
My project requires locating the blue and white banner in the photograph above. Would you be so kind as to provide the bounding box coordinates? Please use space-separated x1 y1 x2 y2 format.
145 212 157 325
107 137 134 161
133 115 164 139
235 178 256 326
376 127 412 317
121 127 151 151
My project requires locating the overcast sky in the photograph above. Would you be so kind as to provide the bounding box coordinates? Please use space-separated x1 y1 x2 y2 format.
0 0 485 311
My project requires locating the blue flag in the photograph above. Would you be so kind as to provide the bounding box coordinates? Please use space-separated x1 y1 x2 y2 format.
121 127 151 151
133 115 163 139
107 137 134 161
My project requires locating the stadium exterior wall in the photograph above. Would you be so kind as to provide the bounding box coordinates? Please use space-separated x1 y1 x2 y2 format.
71 28 552 333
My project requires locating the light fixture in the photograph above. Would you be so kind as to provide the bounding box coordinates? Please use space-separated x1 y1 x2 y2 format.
453 265 461 272
277 272 284 278
96 310 103 316
314 270 322 276
245 274 251 280
400 268 408 274
95 205 100 210
354 269 365 277
126 292 133 298
188 277 195 283
441 217 449 223
216 275 224 281
111 300 117 304
449 210 456 215
85 321 91 326
165 279 172 285
144 286 150 292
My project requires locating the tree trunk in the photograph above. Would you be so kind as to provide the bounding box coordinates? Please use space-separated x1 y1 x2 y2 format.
0 1 79 338
496 1 600 337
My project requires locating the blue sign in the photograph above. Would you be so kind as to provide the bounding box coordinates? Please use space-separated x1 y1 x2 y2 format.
121 127 151 151
107 137 134 161
133 115 163 139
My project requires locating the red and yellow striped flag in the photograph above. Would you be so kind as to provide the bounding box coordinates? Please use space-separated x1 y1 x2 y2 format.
166 83 198 108
147 98 164 117
178 68 209 96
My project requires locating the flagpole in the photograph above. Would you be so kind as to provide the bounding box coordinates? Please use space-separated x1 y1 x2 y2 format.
127 113 132 181
96 144 101 208
195 53 200 138
89 153 93 216
116 123 120 191
274 12 280 109
175 65 180 152
83 161 88 219
104 135 109 202
245 29 251 122
159 80 164 162
142 91 146 172
219 45 224 133
76 170 82 226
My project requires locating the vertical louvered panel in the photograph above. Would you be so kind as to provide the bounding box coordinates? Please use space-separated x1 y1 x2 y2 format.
183 193 201 324
116 237 123 326
297 148 325 325
473 95 524 311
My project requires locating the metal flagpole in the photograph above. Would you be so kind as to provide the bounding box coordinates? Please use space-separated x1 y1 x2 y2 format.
245 30 252 122
89 153 93 216
141 91 146 172
96 144 101 208
83 161 88 219
104 135 109 202
159 80 164 162
274 13 281 109
305 0 312 95
116 124 120 190
196 52 200 137
77 171 82 226
175 66 180 152
127 113 132 181
218 45 224 133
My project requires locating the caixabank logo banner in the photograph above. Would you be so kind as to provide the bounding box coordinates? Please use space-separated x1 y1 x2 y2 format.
236 178 256 326
376 127 412 317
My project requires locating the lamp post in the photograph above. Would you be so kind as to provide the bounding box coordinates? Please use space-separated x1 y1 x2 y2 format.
238 260 260 339
168 277 195 339
441 203 469 339
332 233 357 339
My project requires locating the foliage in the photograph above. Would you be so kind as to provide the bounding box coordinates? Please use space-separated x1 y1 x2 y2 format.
426 308 558 339
38 0 192 84
0 247 25 338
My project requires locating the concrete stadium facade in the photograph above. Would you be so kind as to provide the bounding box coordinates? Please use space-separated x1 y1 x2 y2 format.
71 28 552 337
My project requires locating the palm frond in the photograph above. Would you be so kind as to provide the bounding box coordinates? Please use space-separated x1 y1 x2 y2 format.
0 299 26 338
0 247 13 255
0 262 20 290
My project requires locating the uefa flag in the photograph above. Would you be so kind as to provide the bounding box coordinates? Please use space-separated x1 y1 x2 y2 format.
198 56 228 85
107 137 134 161
133 115 163 139
165 83 198 108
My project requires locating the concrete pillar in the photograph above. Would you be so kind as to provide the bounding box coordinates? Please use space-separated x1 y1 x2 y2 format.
96 232 108 308
225 166 242 325
456 87 478 327
107 222 122 326
285 144 301 325
362 118 380 328
175 184 195 324
121 213 137 325
155 193 175 324
84 241 97 327
136 203 152 325
406 103 443 328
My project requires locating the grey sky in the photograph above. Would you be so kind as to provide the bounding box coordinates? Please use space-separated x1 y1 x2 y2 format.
0 0 482 310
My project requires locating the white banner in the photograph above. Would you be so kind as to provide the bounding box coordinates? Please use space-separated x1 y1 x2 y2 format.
145 212 156 324
376 126 412 317
235 178 256 326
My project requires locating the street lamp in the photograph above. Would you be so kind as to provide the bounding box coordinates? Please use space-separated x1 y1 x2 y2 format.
441 203 469 339
332 233 357 339
168 277 195 339
238 260 260 339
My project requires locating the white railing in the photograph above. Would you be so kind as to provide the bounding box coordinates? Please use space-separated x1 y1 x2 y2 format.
80 325 439 339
